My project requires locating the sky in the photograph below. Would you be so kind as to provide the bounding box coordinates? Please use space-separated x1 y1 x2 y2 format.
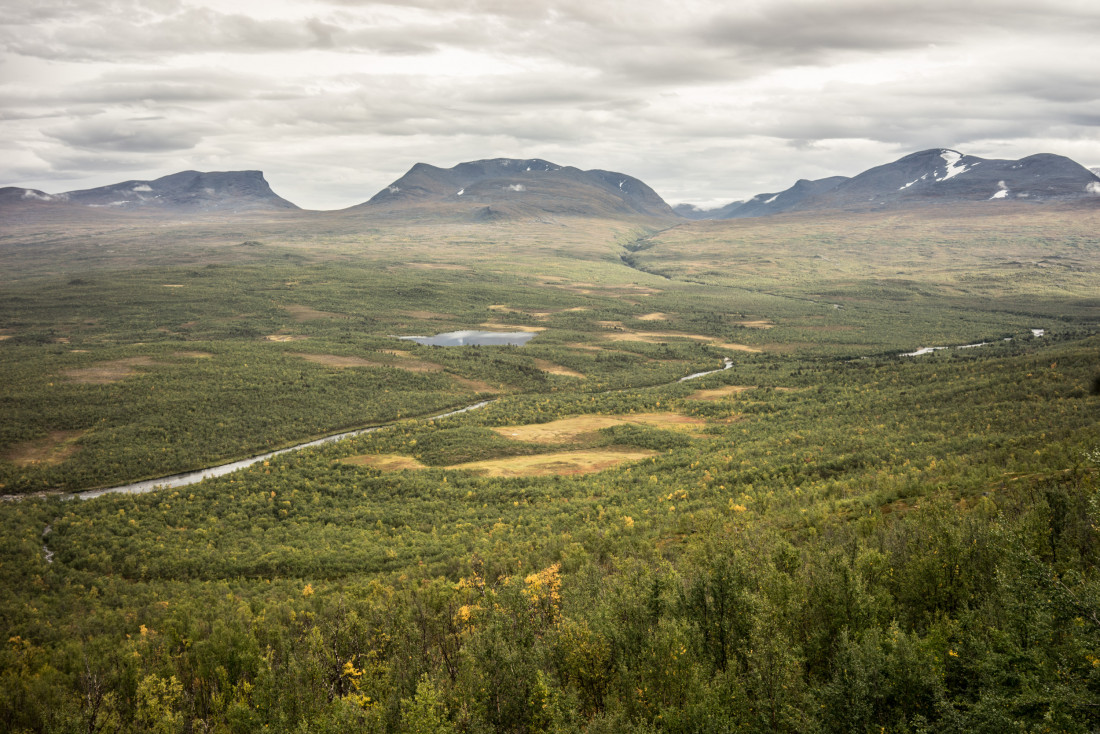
2 0 1099 210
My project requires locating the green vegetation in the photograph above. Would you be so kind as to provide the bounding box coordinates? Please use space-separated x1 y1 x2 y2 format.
1 207 1098 731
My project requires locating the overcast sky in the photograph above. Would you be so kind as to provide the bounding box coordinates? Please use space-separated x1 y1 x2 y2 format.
2 0 1099 210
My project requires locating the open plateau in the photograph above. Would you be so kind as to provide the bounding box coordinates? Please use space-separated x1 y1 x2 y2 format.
1 148 1099 733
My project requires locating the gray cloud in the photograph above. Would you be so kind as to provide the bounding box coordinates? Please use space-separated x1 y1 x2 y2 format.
45 116 210 153
1 0 1098 209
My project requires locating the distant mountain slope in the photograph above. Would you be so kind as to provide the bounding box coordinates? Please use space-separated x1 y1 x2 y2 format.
720 176 850 219
806 150 1100 210
1 171 298 217
347 158 676 220
61 170 299 212
679 150 1100 220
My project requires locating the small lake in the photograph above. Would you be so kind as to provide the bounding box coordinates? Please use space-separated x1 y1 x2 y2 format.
397 330 538 347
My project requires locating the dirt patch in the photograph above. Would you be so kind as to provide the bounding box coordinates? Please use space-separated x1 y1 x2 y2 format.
449 449 657 477
173 351 213 359
63 357 159 384
293 353 380 368
4 430 86 467
264 334 309 342
340 453 427 471
284 304 344 321
532 359 585 378
636 312 668 321
162 284 185 288
0 335 12 341
493 412 706 444
736 320 774 329
404 310 453 320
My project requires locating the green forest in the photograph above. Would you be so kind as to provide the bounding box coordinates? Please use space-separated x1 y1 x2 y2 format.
1 208 1099 732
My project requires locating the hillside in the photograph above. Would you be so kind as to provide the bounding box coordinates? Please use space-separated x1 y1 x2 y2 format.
343 157 677 221
682 149 1100 220
0 170 299 220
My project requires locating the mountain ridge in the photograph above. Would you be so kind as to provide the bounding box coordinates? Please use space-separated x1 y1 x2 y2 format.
683 149 1100 220
344 157 677 221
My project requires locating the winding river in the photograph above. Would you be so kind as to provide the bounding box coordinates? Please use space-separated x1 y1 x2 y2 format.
71 401 493 501
10 327 1046 502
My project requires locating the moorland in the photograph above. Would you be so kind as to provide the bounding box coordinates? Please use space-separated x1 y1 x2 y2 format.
1 196 1099 732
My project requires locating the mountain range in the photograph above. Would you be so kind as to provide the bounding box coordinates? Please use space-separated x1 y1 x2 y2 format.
344 157 675 220
1 170 297 215
687 150 1100 219
4 149 1098 224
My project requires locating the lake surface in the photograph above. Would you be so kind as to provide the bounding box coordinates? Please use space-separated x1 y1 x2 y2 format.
397 330 538 346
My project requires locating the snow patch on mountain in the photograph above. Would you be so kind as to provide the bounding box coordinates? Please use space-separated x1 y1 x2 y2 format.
936 150 969 181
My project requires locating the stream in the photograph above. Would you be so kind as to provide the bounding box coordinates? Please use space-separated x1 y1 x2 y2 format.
72 401 494 501
73 356 736 500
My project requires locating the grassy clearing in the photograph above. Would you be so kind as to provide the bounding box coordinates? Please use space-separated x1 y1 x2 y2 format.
686 385 756 400
62 356 160 384
2 430 85 466
477 323 547 332
532 358 585 378
492 412 706 444
448 447 657 476
338 453 427 471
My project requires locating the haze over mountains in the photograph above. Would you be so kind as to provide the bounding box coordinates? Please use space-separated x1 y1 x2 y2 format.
4 149 1098 225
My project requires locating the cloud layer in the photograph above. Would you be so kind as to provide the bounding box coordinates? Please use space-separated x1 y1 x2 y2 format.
3 0 1099 209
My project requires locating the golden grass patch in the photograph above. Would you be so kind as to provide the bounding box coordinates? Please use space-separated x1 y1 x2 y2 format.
736 320 775 329
712 342 764 353
173 351 213 359
284 304 343 321
493 412 705 444
264 334 309 342
478 323 546 332
0 335 12 341
63 357 160 384
449 448 657 477
532 359 584 378
161 284 185 288
403 310 453 320
687 385 756 401
340 453 428 471
636 312 668 321
3 430 86 467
